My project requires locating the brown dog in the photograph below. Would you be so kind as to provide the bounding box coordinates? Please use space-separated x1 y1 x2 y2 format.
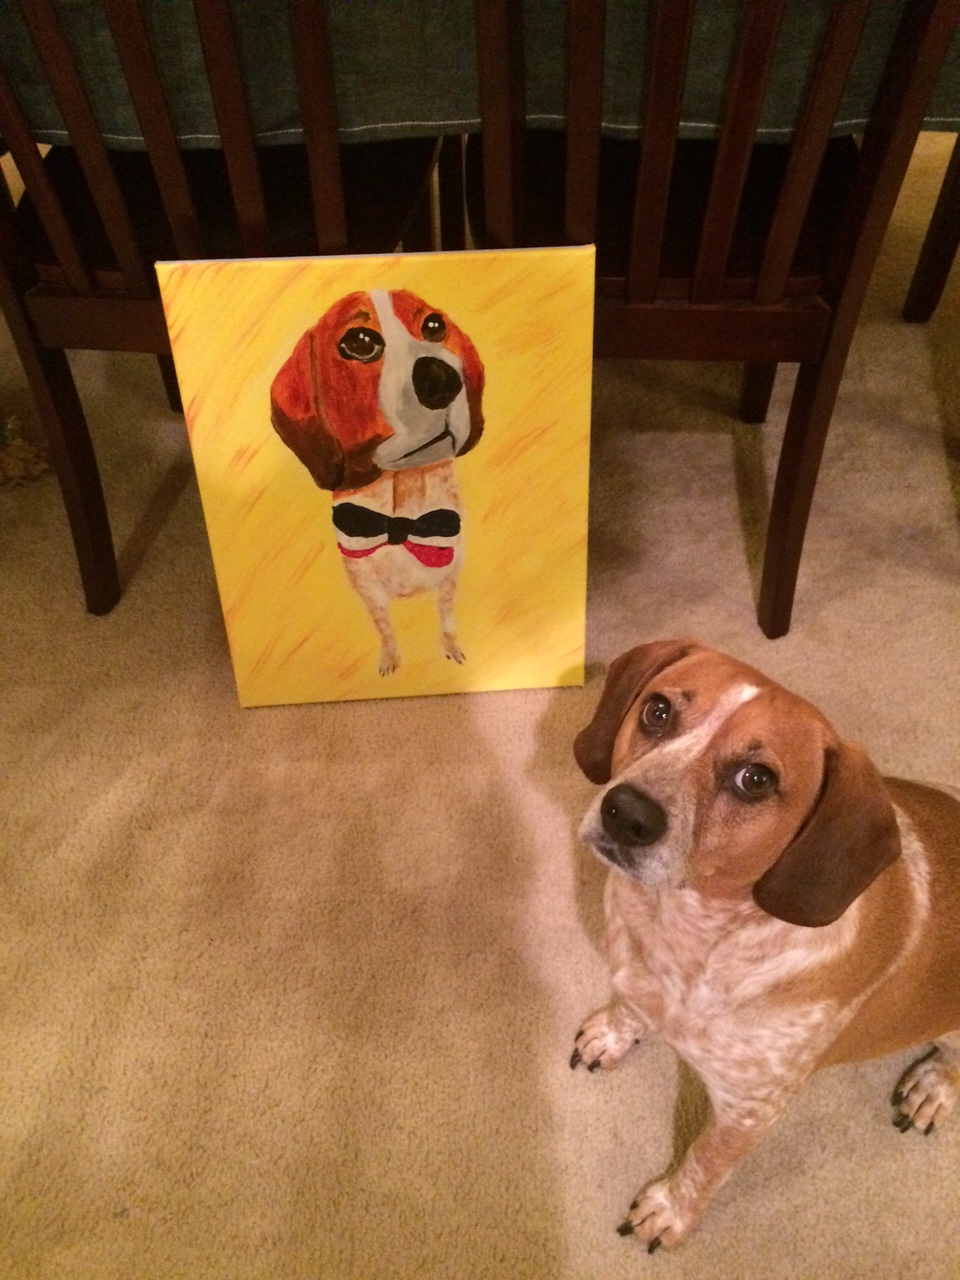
571 640 960 1251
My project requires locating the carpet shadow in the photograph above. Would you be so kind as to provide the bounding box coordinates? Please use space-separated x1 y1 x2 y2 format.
116 453 195 588
589 357 773 610
249 693 566 1279
0 684 567 1280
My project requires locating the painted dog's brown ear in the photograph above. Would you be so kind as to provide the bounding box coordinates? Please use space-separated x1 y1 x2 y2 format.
753 742 901 927
573 640 698 784
271 327 347 491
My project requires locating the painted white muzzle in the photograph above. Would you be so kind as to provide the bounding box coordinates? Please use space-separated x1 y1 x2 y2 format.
370 291 472 470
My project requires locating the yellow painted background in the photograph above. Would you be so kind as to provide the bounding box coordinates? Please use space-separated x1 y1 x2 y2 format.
156 247 594 706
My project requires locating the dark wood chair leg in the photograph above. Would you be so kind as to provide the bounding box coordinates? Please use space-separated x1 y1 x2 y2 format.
33 349 120 615
757 358 841 639
157 353 183 413
0 262 120 614
739 361 778 423
903 132 960 323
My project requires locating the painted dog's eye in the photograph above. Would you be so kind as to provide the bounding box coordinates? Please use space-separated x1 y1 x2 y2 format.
639 694 673 735
731 763 778 800
338 327 384 363
421 312 447 342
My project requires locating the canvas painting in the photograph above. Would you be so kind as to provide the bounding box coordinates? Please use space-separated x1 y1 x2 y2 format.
156 247 594 707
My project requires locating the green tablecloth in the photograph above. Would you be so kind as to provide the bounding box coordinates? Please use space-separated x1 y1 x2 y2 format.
1 0 958 150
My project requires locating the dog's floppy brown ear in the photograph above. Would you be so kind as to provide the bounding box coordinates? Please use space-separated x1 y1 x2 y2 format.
573 640 698 784
753 742 901 927
271 327 347 491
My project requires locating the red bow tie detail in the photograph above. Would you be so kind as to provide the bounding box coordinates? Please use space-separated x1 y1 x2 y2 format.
333 503 460 568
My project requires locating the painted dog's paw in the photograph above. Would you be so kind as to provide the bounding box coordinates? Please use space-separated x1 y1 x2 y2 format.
378 646 401 676
570 1006 643 1072
893 1048 960 1135
442 635 466 664
616 1178 696 1254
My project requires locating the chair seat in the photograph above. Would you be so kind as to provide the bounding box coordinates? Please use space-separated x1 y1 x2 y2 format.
468 132 859 300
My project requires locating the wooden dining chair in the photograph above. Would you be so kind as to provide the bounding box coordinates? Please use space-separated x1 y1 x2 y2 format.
462 0 959 637
3 1 957 635
0 0 438 615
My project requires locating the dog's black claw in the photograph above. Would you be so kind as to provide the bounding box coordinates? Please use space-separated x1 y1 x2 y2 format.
892 1090 904 1105
629 1198 639 1211
616 1220 635 1237
569 1048 581 1070
894 1114 914 1133
648 1236 663 1255
587 1058 602 1072
924 1121 935 1136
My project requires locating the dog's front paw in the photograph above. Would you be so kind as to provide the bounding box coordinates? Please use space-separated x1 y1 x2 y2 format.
617 1177 697 1254
570 1004 644 1072
893 1048 960 1135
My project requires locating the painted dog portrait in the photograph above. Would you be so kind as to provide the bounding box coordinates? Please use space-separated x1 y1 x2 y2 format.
271 289 485 674
156 247 594 707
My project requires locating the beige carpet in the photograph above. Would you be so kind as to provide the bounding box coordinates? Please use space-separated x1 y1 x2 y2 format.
1 136 959 1280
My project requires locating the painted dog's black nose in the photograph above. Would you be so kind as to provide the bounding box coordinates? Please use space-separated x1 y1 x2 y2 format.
412 356 462 410
600 784 668 846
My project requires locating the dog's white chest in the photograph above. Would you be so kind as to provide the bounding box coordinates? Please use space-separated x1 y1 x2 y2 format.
610 880 841 1089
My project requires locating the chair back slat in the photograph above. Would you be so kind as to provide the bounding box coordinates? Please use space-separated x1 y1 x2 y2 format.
101 0 206 261
287 0 348 253
192 0 270 257
690 0 787 304
754 0 871 305
626 0 697 303
563 0 606 246
0 65 93 294
824 0 960 308
475 0 526 248
18 0 153 296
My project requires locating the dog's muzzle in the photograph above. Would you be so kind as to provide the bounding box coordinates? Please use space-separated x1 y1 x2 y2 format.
600 784 668 848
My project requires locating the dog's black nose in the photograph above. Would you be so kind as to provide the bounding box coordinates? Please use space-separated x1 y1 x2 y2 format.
412 356 462 410
600 784 667 846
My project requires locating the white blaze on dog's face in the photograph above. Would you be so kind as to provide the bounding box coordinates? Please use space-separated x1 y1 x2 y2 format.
579 650 832 895
370 290 475 470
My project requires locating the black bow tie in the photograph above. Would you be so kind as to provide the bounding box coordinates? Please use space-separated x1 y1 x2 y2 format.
332 502 461 543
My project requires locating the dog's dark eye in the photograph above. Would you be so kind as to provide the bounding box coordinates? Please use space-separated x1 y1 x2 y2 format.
732 763 778 800
639 694 673 735
338 327 384 363
421 312 447 343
